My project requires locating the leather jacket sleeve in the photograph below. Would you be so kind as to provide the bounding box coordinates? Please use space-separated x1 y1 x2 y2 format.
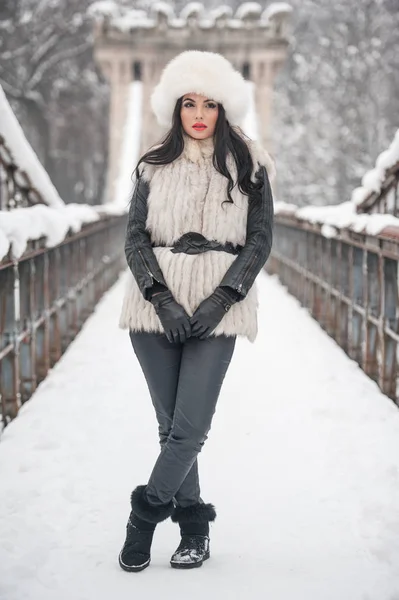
124 174 168 301
218 165 274 300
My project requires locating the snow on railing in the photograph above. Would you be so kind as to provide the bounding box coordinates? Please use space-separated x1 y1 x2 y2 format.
0 192 126 264
274 200 399 239
274 128 399 238
0 85 127 264
351 129 399 215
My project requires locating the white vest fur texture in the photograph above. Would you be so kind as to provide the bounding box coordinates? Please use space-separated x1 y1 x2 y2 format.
119 132 275 343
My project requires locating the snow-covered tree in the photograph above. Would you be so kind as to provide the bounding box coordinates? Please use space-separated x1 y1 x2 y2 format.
270 0 399 206
0 0 109 204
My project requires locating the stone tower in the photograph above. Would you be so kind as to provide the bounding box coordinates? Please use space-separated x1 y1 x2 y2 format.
91 2 292 201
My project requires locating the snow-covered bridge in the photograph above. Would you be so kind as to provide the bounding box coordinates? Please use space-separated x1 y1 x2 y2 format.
1 270 399 600
1 26 399 598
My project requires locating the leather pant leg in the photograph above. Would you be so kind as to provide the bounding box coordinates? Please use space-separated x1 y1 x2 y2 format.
129 330 202 507
144 333 236 507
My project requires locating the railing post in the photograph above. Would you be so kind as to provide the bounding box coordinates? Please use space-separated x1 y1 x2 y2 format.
0 261 21 423
364 252 379 382
350 246 363 365
382 259 398 401
339 243 349 353
329 239 338 338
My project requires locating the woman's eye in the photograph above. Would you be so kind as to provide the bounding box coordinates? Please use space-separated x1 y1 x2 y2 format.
183 102 217 109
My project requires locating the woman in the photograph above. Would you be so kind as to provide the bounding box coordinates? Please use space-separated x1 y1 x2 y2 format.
118 50 275 572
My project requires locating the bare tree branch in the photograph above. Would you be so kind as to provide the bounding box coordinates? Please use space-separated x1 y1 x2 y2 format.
26 40 91 91
0 78 23 99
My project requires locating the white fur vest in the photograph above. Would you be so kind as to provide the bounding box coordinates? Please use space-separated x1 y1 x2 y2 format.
119 132 275 343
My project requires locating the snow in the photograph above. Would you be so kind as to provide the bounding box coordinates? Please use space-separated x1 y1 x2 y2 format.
261 2 293 22
0 204 100 262
241 81 259 140
179 3 204 20
274 200 399 237
351 186 371 207
198 19 214 29
94 203 127 217
274 201 297 214
0 202 129 262
114 81 143 207
351 129 399 207
88 3 152 29
209 5 233 20
86 1 288 30
235 3 262 20
0 82 127 263
87 1 119 19
111 12 153 31
0 227 9 260
0 86 64 209
0 203 127 263
168 17 186 28
362 168 384 194
226 19 244 28
1 270 399 598
286 129 399 231
320 224 338 239
151 2 175 18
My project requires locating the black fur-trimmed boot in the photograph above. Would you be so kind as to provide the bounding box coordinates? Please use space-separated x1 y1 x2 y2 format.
118 485 174 572
170 502 217 569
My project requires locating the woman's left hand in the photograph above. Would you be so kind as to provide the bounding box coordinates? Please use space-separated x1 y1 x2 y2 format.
190 287 235 340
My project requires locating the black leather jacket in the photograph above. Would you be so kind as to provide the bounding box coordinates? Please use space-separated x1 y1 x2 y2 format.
124 165 274 302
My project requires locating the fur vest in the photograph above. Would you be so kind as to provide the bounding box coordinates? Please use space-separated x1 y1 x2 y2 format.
119 132 275 343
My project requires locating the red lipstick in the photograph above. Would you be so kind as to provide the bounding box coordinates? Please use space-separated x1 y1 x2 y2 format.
192 123 207 130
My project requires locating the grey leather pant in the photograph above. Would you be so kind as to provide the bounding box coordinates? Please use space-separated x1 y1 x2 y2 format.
129 330 236 508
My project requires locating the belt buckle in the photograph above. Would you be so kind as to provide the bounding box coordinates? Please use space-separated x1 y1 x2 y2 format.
174 232 209 254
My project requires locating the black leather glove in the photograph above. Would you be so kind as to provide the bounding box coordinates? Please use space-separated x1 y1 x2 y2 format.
150 289 192 344
190 286 239 340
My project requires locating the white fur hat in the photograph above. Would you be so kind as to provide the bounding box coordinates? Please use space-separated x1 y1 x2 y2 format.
150 50 251 129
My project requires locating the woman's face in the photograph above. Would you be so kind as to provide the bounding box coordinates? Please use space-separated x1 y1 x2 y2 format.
180 93 219 140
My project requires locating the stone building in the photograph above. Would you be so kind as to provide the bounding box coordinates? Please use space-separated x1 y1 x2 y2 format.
91 2 292 200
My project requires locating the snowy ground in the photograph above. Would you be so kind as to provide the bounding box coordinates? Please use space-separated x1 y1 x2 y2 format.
1 270 399 600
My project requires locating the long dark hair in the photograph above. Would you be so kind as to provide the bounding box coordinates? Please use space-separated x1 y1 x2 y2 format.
133 97 264 206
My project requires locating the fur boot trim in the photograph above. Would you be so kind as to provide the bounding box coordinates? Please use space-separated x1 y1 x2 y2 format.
131 485 174 524
151 50 250 129
171 502 217 524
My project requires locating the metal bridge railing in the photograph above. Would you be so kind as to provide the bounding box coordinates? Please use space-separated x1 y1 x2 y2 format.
0 132 128 430
0 214 127 428
267 216 399 404
354 162 399 216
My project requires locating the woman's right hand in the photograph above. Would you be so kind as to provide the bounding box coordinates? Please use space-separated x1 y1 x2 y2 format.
150 290 192 344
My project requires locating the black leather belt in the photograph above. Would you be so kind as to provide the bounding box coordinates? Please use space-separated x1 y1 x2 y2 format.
152 232 242 255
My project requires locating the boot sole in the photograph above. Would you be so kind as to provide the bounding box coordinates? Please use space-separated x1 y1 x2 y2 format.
118 551 150 572
170 551 210 569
